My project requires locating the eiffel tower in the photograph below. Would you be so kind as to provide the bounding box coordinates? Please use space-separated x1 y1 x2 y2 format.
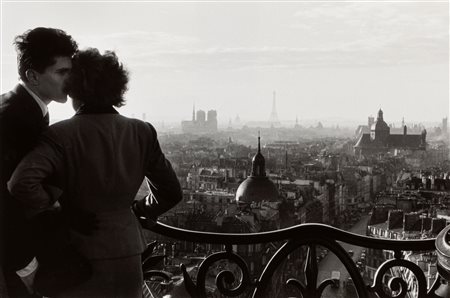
269 91 281 127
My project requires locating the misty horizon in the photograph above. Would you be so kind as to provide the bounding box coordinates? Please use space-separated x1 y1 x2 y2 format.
2 1 448 125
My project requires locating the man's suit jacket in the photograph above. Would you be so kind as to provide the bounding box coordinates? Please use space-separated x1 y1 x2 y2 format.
0 84 48 271
8 106 182 259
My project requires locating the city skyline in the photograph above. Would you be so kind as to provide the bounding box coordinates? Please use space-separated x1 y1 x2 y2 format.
1 1 448 124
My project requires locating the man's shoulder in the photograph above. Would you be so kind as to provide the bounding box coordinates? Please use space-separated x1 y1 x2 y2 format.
0 84 37 116
1 84 25 101
1 89 14 101
0 87 19 112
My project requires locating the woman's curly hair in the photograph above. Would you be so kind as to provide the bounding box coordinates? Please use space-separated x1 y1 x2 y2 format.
69 48 129 107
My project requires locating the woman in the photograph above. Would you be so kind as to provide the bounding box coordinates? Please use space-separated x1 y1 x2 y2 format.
8 48 182 297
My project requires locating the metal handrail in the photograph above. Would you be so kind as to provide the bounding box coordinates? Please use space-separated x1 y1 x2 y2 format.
142 221 449 298
148 221 436 250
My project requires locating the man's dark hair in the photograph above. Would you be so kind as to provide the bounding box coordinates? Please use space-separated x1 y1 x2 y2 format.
69 48 128 107
14 27 78 81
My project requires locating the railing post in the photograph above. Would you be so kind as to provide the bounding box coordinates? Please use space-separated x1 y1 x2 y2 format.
436 224 450 298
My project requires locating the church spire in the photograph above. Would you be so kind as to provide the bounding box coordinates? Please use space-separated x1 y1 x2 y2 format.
377 108 383 121
257 131 261 153
251 132 266 177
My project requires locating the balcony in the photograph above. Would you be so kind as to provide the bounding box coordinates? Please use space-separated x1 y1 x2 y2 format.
141 220 450 298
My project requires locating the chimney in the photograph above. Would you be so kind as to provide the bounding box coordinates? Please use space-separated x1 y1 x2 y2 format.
388 210 404 230
403 212 421 232
431 218 446 234
369 206 389 225
421 217 432 231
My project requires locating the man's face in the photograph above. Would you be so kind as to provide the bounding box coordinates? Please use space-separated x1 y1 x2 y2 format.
35 56 72 104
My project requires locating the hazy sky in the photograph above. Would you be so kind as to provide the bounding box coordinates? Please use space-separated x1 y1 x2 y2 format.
1 1 448 126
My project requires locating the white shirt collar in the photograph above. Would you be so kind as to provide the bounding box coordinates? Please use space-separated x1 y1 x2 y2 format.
19 81 48 117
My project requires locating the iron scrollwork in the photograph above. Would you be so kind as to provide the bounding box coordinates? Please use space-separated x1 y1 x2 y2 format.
369 258 442 298
254 238 367 298
145 221 449 297
181 245 251 298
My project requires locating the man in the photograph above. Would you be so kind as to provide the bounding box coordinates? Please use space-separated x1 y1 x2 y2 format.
0 27 78 297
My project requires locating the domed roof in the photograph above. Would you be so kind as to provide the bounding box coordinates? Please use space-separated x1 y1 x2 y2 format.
235 176 279 203
235 134 279 203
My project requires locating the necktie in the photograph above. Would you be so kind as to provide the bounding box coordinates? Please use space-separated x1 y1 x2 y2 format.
43 112 50 126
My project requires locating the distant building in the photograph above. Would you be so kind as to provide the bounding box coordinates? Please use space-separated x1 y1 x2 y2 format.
181 105 218 134
443 117 448 136
442 117 449 147
354 109 426 158
269 91 281 127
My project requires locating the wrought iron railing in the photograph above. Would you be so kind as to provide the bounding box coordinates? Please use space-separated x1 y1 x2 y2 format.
141 221 450 298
